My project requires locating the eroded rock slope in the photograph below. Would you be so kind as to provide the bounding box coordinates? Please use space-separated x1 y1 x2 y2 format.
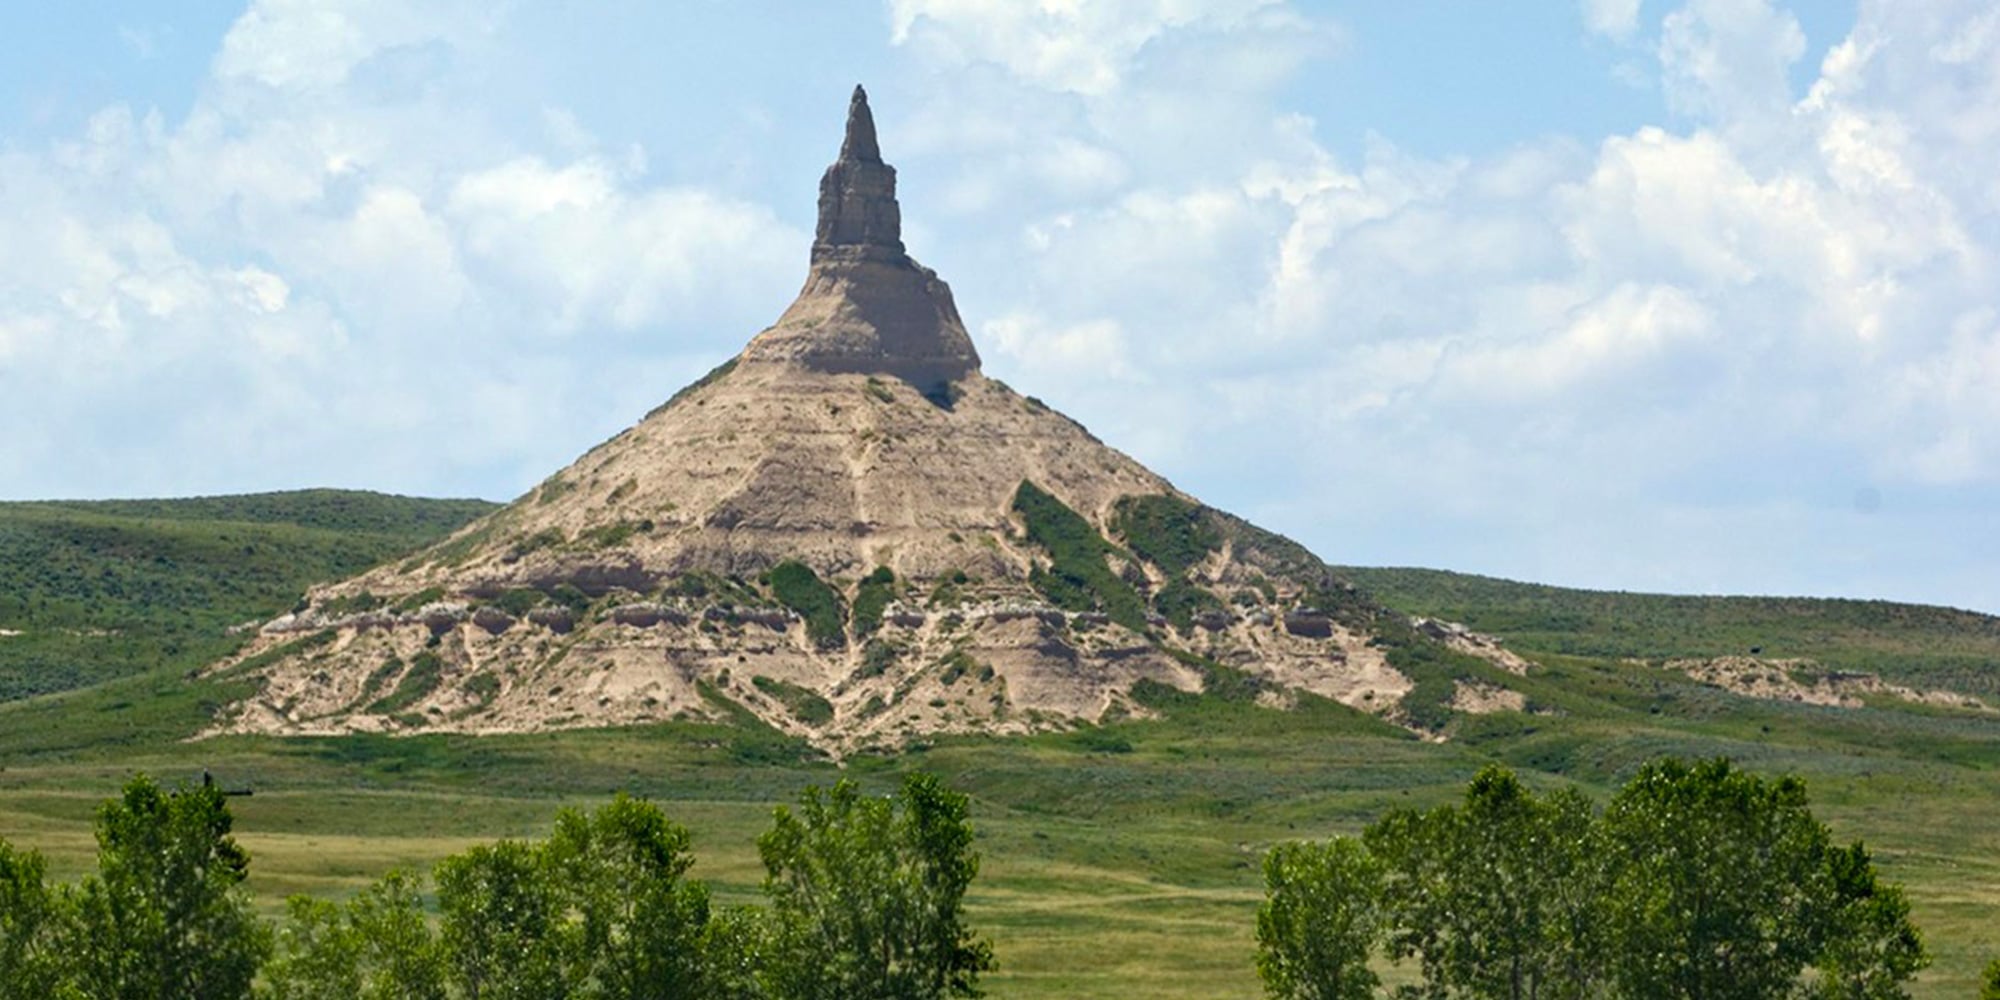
209 87 1521 748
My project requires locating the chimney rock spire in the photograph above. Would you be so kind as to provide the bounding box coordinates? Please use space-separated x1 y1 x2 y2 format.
742 85 980 393
814 84 902 256
840 84 882 163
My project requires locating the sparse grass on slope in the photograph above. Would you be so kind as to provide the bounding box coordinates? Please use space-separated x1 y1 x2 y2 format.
0 490 496 701
1339 566 2000 697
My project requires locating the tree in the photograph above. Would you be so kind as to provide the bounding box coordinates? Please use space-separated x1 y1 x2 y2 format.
260 870 444 1000
1258 759 1921 1000
1598 758 1835 1000
1980 957 2000 1000
436 839 569 1000
695 906 771 1000
1806 842 1927 999
543 794 712 999
1255 837 1381 1000
261 896 361 1000
63 774 270 1000
267 797 718 1000
758 772 994 1000
348 870 448 1000
0 838 64 1000
1365 765 1604 1000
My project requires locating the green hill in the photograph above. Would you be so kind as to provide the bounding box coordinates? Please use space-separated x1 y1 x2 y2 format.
0 490 497 701
1336 566 2000 697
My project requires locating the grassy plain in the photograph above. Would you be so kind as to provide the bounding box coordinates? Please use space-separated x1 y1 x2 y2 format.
0 498 1995 997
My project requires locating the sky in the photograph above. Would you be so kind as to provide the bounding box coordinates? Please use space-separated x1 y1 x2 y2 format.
2 1 1997 614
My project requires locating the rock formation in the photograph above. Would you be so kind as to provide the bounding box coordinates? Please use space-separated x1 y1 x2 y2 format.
740 85 980 396
207 87 1528 750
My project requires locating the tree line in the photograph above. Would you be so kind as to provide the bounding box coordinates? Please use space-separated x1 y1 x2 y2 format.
1257 758 1932 1000
1 758 1982 999
0 771 991 1000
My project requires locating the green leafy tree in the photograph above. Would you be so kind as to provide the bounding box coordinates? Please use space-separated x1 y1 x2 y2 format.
1255 837 1382 1000
262 897 361 1000
696 906 771 1000
1980 958 2000 1000
1366 766 1604 1000
543 794 712 999
758 772 994 1000
436 839 569 1000
0 838 65 1000
63 774 270 1000
260 870 444 1000
1599 758 1834 1000
269 798 718 1000
1805 842 1927 999
349 870 448 1000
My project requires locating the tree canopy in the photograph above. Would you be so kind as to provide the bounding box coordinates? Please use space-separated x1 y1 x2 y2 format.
0 772 991 1000
1258 759 1927 1000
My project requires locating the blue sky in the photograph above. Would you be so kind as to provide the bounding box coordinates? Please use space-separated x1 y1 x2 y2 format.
2 0 1996 614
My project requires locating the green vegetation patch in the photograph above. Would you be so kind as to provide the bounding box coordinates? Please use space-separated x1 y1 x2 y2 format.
857 639 900 680
393 586 448 612
693 681 826 764
492 588 544 618
927 569 971 609
581 520 647 549
455 672 502 719
424 521 499 569
766 561 846 649
356 656 403 706
1111 494 1222 577
535 478 574 505
1167 648 1265 703
851 567 896 636
318 591 385 616
1154 579 1226 631
1011 481 1146 631
938 650 982 687
508 528 567 560
367 651 445 716
1369 616 1512 733
546 583 592 617
751 675 835 726
665 571 766 607
213 630 338 682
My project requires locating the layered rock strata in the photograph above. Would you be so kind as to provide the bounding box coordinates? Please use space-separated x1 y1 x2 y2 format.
205 86 1528 749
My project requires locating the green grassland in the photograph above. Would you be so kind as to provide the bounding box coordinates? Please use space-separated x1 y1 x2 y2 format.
1338 565 2000 696
0 495 1996 998
0 490 497 700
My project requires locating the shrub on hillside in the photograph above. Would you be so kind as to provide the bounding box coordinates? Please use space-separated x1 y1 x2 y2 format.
852 566 897 636
1110 494 1221 577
